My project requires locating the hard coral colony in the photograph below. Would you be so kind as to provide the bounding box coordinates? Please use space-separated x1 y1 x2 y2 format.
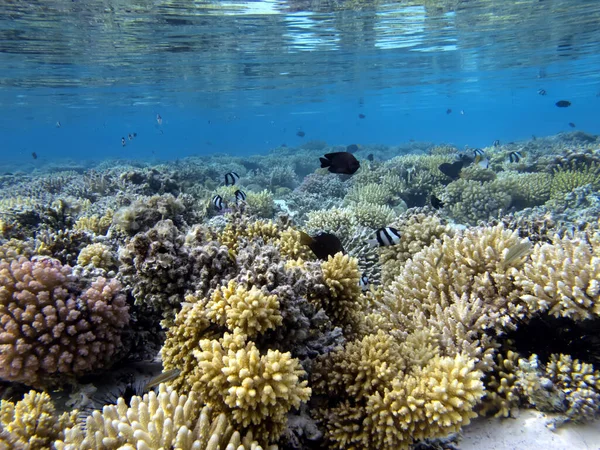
1 133 600 448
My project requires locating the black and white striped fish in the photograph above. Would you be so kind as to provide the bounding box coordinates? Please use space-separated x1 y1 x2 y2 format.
235 189 246 202
368 227 402 247
493 139 500 147
359 274 370 292
473 148 485 158
212 194 224 210
506 151 523 164
224 172 240 186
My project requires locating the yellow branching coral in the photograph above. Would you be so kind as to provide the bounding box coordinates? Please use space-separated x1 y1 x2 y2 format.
77 243 115 269
73 210 113 235
54 383 274 450
319 253 363 331
304 207 357 237
245 190 275 218
480 350 521 417
206 280 282 337
550 162 600 199
380 213 453 286
220 218 280 253
344 182 394 206
496 172 552 207
347 203 396 229
515 234 600 320
0 390 78 450
190 332 311 442
277 228 314 260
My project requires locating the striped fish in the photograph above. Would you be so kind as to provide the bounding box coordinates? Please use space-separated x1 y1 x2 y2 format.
506 151 523 163
235 189 246 202
212 194 224 210
368 227 402 247
224 172 240 186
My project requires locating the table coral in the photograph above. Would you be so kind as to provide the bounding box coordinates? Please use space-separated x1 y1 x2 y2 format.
0 390 78 449
0 256 129 387
55 383 275 450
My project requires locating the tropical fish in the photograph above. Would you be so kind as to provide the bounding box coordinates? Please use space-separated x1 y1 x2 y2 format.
31 152 37 160
224 172 240 186
493 139 500 147
431 194 444 209
296 130 305 137
55 121 61 128
438 160 464 180
568 122 576 128
157 113 163 125
235 189 246 202
446 109 452 114
506 151 524 163
555 100 571 108
358 113 366 119
212 194 224 210
128 133 134 141
368 227 401 247
346 144 359 153
538 89 547 96
144 369 181 391
121 137 126 147
359 274 369 292
367 153 374 162
473 148 485 158
460 110 465 115
475 155 490 169
299 231 345 260
320 152 360 175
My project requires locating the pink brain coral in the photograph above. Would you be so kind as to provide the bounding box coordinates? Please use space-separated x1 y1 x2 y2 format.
0 256 129 387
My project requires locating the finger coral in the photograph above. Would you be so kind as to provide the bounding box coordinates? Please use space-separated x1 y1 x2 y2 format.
515 233 600 320
0 256 129 387
54 383 275 450
0 390 78 449
77 243 115 269
206 280 282 338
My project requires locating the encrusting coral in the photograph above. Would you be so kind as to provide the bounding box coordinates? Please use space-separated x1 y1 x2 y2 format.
0 390 78 449
54 383 276 450
0 256 129 388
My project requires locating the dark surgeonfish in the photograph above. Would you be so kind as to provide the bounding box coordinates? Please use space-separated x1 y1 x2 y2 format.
368 227 401 247
320 152 360 175
358 113 366 119
212 194 224 210
225 172 240 186
555 100 571 107
299 230 345 260
446 108 452 114
438 160 464 180
296 130 305 137
31 152 38 160
235 189 246 202
346 144 359 153
367 153 374 162
568 122 576 128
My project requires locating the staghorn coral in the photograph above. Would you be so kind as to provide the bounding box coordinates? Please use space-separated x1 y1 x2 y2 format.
55 383 275 450
77 243 116 270
0 257 129 387
347 203 396 229
550 162 600 200
0 390 78 450
515 233 600 320
319 253 363 334
380 213 453 286
444 179 511 225
206 280 282 338
495 172 552 208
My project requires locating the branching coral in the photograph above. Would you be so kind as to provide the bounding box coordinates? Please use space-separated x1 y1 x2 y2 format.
515 233 600 320
55 383 275 450
347 203 396 229
496 172 552 208
206 280 282 338
77 243 115 269
0 390 78 449
550 162 600 200
277 228 314 261
0 256 129 387
444 179 511 224
245 190 275 218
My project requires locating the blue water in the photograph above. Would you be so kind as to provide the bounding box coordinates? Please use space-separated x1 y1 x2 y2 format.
1 0 600 166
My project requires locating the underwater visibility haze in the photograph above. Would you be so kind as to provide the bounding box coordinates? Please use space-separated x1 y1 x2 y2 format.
2 1 600 449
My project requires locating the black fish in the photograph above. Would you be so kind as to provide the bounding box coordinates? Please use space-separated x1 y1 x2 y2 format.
538 89 547 96
555 100 571 108
568 122 576 128
225 172 240 186
299 231 345 260
367 153 374 162
320 152 360 175
128 133 133 141
31 152 37 160
446 109 452 114
121 137 126 147
296 131 305 137
235 189 246 202
431 194 444 209
358 113 366 119
346 144 359 153
133 132 137 137
212 194 224 210
438 161 464 180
